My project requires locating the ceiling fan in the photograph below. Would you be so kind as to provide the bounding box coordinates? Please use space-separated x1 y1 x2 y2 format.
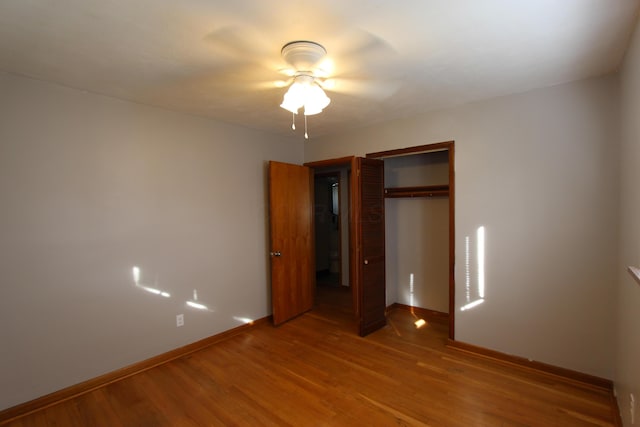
201 27 400 138
277 40 333 138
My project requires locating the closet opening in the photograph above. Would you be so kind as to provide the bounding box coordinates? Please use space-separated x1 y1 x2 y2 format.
367 141 455 340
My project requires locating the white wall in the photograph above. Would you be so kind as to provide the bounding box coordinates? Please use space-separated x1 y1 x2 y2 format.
385 197 449 312
0 72 302 411
616 16 640 426
306 74 619 379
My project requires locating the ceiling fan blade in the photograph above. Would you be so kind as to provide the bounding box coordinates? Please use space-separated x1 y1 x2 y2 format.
321 77 401 100
278 67 297 77
203 25 285 71
142 61 286 108
339 29 397 58
324 29 398 76
252 78 293 90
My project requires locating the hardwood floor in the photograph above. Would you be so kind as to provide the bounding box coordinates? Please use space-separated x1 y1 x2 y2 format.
2 287 617 426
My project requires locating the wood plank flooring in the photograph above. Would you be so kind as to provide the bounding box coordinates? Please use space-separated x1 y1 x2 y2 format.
2 286 617 426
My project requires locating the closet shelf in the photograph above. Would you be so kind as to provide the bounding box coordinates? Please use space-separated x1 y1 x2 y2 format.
384 185 449 198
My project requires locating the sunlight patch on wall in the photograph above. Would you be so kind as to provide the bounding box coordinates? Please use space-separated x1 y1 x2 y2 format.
132 266 141 284
408 272 426 328
186 301 208 310
131 266 217 310
477 226 485 299
132 266 171 298
409 273 415 308
460 226 486 312
465 236 470 303
233 316 255 325
186 289 211 311
460 299 484 311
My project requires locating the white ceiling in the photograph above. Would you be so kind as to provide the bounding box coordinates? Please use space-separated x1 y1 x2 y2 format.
0 0 638 138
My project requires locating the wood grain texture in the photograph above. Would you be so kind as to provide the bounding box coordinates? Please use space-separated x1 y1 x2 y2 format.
366 141 455 159
446 339 613 391
0 317 270 424
269 161 315 325
304 156 355 169
384 185 449 198
390 302 450 323
356 157 386 336
1 292 618 426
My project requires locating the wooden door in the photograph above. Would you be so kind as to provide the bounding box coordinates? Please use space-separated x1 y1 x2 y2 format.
269 161 315 325
354 157 386 336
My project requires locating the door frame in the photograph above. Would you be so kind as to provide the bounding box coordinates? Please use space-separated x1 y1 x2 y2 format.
304 156 360 320
366 141 456 340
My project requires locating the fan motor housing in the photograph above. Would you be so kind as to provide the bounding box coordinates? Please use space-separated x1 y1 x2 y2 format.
281 41 327 71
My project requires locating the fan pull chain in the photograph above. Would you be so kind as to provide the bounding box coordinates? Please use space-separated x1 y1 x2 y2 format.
304 114 309 139
291 112 296 131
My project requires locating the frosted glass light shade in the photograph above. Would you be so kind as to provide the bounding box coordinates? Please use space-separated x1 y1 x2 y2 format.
280 77 330 115
303 84 331 115
280 81 305 113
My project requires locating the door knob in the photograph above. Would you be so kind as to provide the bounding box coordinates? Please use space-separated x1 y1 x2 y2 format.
270 251 282 257
364 259 369 265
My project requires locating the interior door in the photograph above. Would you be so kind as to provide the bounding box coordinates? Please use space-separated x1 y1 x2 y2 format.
354 157 386 336
269 161 314 325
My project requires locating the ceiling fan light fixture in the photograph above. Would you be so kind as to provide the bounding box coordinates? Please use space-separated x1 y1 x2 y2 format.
280 81 305 113
279 41 332 138
302 84 330 116
279 74 330 115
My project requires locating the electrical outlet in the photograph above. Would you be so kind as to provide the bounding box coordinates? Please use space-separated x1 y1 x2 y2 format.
176 314 184 327
631 393 636 424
